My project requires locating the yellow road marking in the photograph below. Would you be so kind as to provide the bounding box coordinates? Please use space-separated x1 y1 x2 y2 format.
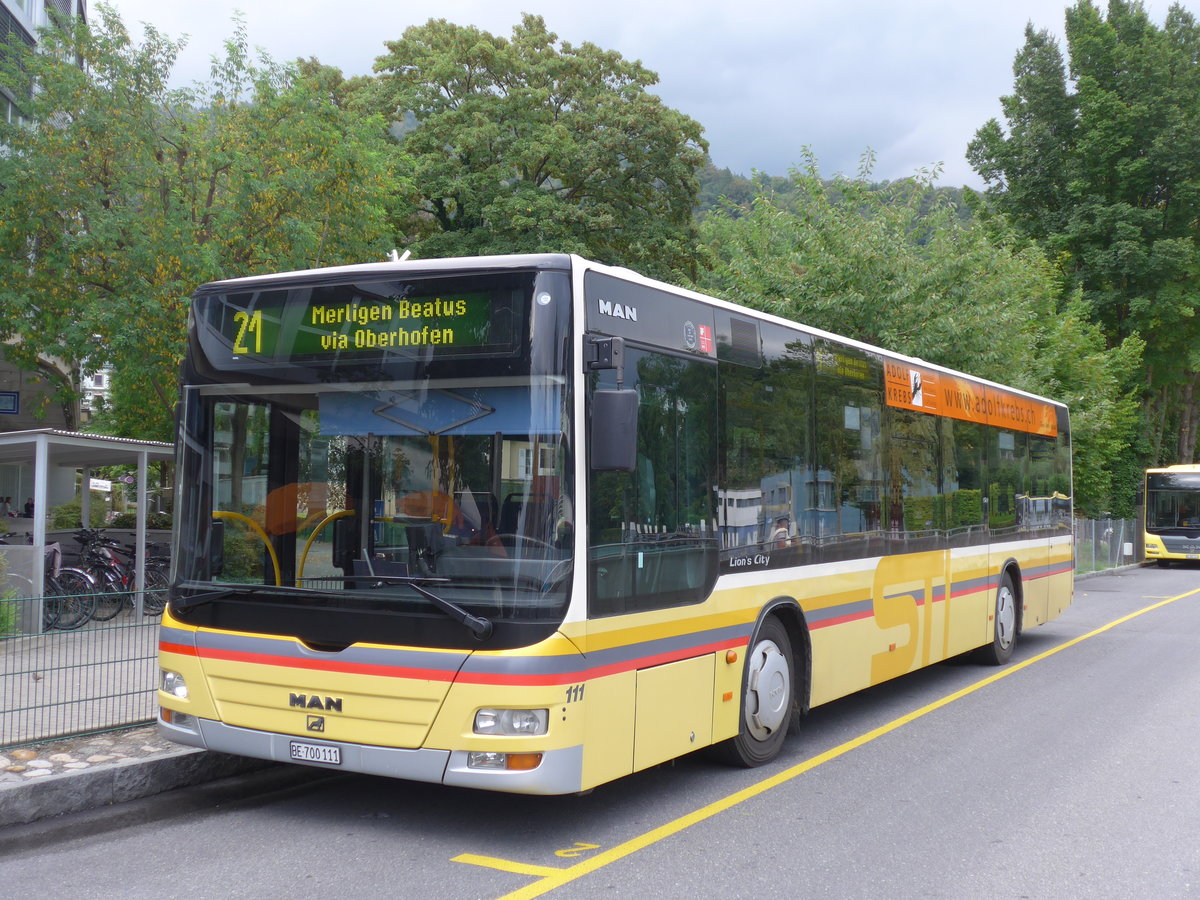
453 855 564 878
486 586 1199 899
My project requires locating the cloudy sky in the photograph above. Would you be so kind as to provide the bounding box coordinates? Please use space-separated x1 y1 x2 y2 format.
108 0 1193 188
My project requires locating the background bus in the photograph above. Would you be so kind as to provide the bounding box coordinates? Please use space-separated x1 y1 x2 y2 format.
1142 464 1200 565
158 253 1073 795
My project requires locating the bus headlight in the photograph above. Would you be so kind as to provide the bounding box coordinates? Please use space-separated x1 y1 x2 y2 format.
474 708 548 736
161 669 188 699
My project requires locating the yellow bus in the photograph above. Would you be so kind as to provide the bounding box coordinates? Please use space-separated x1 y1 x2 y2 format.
157 254 1074 794
1142 463 1200 565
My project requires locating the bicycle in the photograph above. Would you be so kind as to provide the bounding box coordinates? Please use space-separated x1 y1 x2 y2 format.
73 528 170 618
42 543 98 630
0 536 97 630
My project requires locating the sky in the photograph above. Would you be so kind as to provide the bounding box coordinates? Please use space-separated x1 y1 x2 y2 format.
107 0 1196 188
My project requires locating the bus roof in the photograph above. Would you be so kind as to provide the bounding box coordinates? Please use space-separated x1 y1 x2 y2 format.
193 253 573 295
192 252 1066 413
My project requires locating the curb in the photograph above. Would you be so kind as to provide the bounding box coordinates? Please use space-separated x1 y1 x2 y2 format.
0 746 273 828
1075 562 1145 580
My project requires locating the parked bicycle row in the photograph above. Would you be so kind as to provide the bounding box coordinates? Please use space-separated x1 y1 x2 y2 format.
2 528 170 631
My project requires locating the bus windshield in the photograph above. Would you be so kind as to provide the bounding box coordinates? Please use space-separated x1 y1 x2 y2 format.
171 265 574 649
1146 471 1200 532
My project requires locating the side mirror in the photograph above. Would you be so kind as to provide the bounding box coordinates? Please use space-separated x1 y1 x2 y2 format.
332 515 358 572
591 389 638 472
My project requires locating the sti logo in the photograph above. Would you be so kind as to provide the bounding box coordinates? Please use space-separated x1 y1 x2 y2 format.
597 298 638 321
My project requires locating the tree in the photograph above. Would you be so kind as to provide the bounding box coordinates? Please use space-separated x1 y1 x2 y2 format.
695 152 1142 515
0 7 404 440
968 0 1200 464
370 14 708 282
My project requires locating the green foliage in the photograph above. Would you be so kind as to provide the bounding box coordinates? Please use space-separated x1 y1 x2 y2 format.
695 150 1141 514
370 15 708 282
969 1 1200 465
108 510 172 529
50 494 109 528
220 531 264 582
0 7 403 440
0 550 14 636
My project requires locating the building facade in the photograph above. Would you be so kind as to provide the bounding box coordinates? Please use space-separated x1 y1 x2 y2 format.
2 1 87 123
0 0 89 506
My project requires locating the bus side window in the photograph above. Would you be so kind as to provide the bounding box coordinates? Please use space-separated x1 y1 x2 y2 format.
587 347 718 617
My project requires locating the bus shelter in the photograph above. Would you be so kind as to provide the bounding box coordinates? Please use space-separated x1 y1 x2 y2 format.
0 429 174 631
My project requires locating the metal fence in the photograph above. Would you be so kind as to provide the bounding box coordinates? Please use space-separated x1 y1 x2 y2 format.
0 518 1144 750
1073 517 1139 575
1 598 158 749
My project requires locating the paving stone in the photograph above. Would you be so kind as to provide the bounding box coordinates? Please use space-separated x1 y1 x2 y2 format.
0 724 276 827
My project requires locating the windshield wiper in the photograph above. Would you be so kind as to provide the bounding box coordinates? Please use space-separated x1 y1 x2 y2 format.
172 583 323 613
404 580 493 640
297 574 493 640
171 577 494 640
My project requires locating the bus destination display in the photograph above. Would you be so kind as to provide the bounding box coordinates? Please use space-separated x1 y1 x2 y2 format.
212 285 505 363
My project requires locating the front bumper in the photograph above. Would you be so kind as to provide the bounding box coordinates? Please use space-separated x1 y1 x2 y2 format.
158 712 584 795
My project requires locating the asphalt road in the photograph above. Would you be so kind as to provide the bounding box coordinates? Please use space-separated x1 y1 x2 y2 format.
1 564 1197 900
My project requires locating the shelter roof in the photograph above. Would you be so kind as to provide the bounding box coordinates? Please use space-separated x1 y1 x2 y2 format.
0 429 173 467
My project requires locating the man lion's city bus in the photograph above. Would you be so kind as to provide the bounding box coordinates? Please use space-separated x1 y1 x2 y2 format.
1142 464 1200 566
157 253 1074 794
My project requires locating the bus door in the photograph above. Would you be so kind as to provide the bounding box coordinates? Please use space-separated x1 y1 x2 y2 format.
586 343 719 777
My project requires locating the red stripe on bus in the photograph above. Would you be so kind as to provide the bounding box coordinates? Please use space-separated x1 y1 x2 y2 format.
808 608 874 630
184 644 460 682
162 636 749 687
1024 564 1075 581
456 636 748 685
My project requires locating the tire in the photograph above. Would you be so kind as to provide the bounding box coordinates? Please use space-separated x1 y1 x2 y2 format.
141 566 170 615
973 571 1018 665
88 570 127 620
42 596 60 630
712 616 794 767
1155 559 1171 568
48 568 97 630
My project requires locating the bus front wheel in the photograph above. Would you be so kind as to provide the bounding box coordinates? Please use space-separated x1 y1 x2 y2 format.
973 571 1018 665
714 616 793 767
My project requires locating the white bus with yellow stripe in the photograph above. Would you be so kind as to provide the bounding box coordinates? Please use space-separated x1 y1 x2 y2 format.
158 253 1073 794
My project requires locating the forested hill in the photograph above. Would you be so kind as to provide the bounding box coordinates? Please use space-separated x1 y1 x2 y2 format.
695 163 970 221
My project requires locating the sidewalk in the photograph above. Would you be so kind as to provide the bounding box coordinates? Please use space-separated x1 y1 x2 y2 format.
0 723 273 827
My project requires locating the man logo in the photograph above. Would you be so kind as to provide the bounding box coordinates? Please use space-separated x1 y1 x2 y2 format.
307 716 326 732
598 298 638 321
289 693 343 712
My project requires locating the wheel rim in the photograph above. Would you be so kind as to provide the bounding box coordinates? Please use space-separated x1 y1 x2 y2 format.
745 638 790 741
996 583 1016 650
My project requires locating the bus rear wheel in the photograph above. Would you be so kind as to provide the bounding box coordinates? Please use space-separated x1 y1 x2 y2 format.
713 616 793 767
973 571 1017 665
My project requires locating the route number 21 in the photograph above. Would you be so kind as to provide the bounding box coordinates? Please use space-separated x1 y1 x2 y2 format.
233 310 262 355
